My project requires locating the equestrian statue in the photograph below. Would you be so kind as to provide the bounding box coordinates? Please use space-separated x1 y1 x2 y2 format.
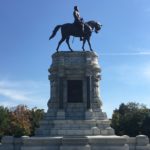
49 6 102 52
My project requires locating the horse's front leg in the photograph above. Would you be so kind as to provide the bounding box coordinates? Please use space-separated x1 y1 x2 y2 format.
82 38 86 51
87 38 93 51
66 37 73 52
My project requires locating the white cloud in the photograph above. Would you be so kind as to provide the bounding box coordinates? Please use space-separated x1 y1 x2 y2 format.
104 61 150 86
0 79 49 109
100 51 150 56
0 80 29 102
0 88 30 101
101 48 150 82
99 47 150 56
143 65 150 80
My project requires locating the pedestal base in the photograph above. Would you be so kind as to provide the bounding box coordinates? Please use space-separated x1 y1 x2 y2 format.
1 135 150 150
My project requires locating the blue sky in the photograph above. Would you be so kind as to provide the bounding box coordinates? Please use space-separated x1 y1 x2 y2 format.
0 0 150 118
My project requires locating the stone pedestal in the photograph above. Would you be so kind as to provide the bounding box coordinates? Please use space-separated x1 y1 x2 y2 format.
47 51 103 116
35 51 112 137
0 51 150 150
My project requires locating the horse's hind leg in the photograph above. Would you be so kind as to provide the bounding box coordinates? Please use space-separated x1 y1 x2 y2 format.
56 37 65 52
66 37 73 52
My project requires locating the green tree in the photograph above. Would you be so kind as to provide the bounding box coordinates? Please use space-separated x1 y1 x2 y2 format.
29 107 44 136
111 102 150 137
141 113 150 137
0 106 10 140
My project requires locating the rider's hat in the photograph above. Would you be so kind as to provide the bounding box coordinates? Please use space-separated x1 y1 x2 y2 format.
74 6 78 10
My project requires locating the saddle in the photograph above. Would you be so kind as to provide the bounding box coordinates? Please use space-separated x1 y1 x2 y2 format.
74 20 92 34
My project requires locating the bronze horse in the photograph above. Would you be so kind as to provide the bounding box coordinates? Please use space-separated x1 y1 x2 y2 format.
49 20 102 52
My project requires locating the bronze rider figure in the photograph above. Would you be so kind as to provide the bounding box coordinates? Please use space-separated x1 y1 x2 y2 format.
73 6 84 41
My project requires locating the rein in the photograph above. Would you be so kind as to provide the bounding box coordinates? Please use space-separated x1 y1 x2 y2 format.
72 37 75 44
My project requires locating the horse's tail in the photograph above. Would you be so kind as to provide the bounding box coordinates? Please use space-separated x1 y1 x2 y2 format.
49 25 61 40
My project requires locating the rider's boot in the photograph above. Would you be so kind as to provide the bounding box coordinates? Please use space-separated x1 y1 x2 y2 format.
80 24 84 41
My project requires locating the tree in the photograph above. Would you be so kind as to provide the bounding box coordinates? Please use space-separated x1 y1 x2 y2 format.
8 105 44 137
111 102 150 137
0 105 44 141
9 105 32 137
0 106 10 140
141 112 150 137
29 107 44 136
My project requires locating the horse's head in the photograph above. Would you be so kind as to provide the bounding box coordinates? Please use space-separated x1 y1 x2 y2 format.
95 22 102 33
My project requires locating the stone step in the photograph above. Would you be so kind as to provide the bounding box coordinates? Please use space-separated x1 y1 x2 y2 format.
36 120 113 136
65 111 84 114
65 116 85 120
39 120 110 128
35 129 50 136
50 129 93 136
65 112 85 120
52 122 95 129
18 136 131 150
50 126 115 136
36 127 115 136
65 108 85 111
